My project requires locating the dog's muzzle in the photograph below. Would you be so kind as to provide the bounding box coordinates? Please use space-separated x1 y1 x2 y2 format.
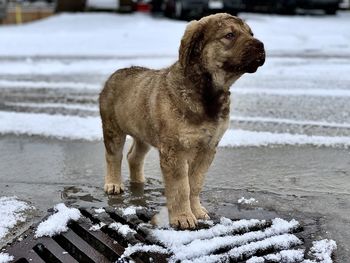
244 39 266 73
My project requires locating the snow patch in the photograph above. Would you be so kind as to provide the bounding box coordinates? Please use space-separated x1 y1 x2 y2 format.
121 244 168 258
0 111 102 141
307 239 337 263
233 87 350 98
89 222 106 231
0 196 31 240
0 253 14 263
5 102 98 112
109 222 136 237
109 205 337 262
1 111 350 148
231 116 350 129
0 13 349 57
120 206 141 216
164 218 300 261
220 129 350 148
0 79 100 90
35 203 81 238
238 197 258 204
183 234 302 263
119 217 302 262
94 208 106 214
152 217 265 248
247 249 305 262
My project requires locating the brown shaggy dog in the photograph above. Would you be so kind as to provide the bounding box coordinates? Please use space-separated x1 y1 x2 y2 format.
99 13 265 229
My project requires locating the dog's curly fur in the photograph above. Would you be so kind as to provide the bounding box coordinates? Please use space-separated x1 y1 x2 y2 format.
99 13 265 229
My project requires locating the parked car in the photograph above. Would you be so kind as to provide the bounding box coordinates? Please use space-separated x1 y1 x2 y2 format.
0 0 8 23
241 0 340 15
162 0 240 19
56 0 86 12
296 0 339 14
339 0 350 9
86 0 136 12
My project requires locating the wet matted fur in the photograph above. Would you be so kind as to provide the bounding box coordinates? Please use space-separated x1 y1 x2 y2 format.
99 13 265 229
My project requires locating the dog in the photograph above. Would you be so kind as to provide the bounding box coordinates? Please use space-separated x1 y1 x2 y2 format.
99 13 265 229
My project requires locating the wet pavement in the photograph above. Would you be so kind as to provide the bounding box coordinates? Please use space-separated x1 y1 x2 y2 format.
0 135 349 261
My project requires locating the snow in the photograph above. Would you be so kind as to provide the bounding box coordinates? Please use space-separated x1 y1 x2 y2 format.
187 234 302 263
35 203 81 238
219 129 350 148
0 111 102 141
0 79 100 90
247 249 305 262
231 116 350 129
152 217 265 247
0 13 349 147
109 222 136 237
0 13 186 57
0 57 172 75
1 111 350 147
121 206 141 216
0 13 349 57
121 244 168 258
89 222 106 231
120 216 333 263
0 56 172 75
123 217 301 262
0 196 31 241
5 102 98 112
238 197 258 204
162 218 300 261
0 253 14 263
94 208 106 214
307 239 337 263
233 87 350 97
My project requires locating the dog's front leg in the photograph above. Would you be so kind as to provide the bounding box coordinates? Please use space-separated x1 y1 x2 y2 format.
159 148 197 229
188 148 216 220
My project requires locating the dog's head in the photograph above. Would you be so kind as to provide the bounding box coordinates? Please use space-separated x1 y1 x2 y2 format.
179 13 265 79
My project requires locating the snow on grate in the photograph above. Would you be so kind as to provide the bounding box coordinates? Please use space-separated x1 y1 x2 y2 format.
2 205 337 263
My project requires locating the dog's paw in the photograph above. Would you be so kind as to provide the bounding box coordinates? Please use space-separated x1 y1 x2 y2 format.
104 183 124 194
192 206 210 220
170 212 197 229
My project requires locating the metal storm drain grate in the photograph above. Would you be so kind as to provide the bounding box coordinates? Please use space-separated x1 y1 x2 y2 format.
3 206 335 263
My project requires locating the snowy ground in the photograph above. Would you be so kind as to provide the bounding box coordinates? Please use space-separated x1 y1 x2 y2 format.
0 12 349 146
0 197 32 241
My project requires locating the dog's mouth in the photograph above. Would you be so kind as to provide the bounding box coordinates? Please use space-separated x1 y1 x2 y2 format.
245 52 266 73
222 50 265 74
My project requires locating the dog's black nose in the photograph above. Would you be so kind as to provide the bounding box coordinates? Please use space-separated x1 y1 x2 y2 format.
255 40 264 51
254 40 265 66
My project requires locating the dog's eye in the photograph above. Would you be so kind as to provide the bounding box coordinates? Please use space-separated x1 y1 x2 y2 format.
224 33 235 40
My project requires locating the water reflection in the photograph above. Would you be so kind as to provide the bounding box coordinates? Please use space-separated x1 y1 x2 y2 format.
60 178 165 209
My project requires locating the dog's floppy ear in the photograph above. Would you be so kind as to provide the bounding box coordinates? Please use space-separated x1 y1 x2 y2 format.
179 20 205 71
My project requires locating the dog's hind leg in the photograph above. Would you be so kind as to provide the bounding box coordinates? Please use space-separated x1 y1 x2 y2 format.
188 149 216 220
102 125 126 194
127 139 151 183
